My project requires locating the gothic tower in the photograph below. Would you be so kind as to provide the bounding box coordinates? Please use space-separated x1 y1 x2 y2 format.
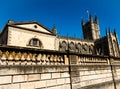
81 14 100 40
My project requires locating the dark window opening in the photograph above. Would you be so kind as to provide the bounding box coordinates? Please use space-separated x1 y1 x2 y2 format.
29 38 42 47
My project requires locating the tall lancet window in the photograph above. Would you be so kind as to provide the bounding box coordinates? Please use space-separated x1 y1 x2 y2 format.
113 40 119 57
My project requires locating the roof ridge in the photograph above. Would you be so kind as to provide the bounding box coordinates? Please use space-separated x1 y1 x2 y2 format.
7 20 56 36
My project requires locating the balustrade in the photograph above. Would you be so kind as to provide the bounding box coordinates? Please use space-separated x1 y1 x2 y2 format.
77 56 108 64
0 50 65 65
0 49 120 66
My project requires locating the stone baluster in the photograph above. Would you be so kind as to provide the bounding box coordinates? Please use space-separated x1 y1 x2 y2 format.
5 51 10 65
48 54 51 64
53 55 57 65
57 55 60 64
46 54 50 65
28 53 32 61
41 54 46 65
8 53 13 61
15 52 20 61
11 51 16 65
32 54 37 65
7 53 13 65
15 52 22 65
23 52 28 65
56 56 59 65
28 53 33 65
61 56 64 64
40 54 43 64
1 51 7 65
21 53 25 62
37 54 42 64
51 55 56 65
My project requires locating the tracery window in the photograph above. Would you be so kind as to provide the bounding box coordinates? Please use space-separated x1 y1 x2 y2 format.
82 44 88 51
89 45 94 54
76 43 82 53
69 42 75 51
59 41 67 51
113 40 119 56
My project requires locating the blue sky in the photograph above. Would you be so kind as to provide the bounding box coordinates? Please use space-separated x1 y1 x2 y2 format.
0 0 120 39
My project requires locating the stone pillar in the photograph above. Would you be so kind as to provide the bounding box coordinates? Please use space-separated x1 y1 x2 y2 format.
64 55 68 65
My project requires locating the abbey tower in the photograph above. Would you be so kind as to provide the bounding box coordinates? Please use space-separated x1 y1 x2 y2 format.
82 14 100 40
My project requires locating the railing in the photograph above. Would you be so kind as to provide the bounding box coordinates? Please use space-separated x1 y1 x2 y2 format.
0 46 65 65
77 56 108 64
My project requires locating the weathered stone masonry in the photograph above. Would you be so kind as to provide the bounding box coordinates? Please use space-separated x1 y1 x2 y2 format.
0 15 120 89
0 46 120 89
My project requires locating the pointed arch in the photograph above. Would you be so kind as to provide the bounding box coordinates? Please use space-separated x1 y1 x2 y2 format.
76 43 82 53
69 42 75 51
59 41 67 52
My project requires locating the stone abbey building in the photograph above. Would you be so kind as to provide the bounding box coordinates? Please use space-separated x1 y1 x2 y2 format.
0 14 119 57
0 15 120 89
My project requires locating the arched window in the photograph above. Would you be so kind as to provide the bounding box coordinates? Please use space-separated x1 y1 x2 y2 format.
59 41 67 51
29 38 42 47
89 45 94 54
82 44 88 51
113 40 119 56
82 43 89 54
69 42 75 51
76 43 82 53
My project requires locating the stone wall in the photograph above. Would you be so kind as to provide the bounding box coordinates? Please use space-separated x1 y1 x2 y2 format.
71 64 114 89
0 65 70 89
69 55 120 89
7 26 57 50
0 46 120 89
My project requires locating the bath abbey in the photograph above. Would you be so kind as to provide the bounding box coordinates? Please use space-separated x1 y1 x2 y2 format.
0 14 119 57
0 15 120 89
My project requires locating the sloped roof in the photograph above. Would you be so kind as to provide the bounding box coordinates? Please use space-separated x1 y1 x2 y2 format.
7 20 56 36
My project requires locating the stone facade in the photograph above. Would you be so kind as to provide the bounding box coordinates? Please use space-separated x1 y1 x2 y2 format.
0 15 119 57
0 15 120 89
